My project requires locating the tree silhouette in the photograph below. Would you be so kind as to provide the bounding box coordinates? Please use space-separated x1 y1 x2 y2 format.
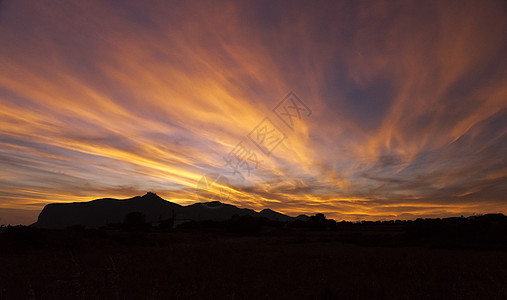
308 213 336 230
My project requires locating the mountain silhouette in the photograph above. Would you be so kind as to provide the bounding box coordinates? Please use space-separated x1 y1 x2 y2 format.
260 208 300 222
31 192 307 229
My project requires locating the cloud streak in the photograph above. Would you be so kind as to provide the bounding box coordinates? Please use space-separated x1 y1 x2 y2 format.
0 0 505 221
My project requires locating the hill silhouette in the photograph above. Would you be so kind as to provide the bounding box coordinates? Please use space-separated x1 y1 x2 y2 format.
3 202 507 299
32 192 307 229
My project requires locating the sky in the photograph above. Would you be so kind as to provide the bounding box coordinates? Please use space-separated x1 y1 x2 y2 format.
0 0 506 224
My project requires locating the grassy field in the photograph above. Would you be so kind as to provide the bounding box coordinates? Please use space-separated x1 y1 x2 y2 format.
0 229 506 299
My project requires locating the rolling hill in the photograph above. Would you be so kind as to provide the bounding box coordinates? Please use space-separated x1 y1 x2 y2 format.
31 192 307 229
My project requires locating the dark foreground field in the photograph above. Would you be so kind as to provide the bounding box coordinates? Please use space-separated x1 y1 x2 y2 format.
0 226 506 300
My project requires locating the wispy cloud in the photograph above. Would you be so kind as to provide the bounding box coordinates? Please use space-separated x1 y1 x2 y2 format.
0 0 505 220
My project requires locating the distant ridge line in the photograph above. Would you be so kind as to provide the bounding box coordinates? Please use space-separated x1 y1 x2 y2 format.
32 192 309 229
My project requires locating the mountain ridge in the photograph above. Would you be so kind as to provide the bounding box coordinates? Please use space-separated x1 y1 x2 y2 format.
31 192 308 229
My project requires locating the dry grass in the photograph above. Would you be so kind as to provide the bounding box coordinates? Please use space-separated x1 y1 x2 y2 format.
0 231 506 299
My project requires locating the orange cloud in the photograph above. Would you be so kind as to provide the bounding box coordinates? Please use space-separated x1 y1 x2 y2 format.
0 0 505 222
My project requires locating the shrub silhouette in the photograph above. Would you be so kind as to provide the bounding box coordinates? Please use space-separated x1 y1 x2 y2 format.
308 213 336 230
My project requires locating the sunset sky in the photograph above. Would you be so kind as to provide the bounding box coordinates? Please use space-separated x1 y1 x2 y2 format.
0 0 506 224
